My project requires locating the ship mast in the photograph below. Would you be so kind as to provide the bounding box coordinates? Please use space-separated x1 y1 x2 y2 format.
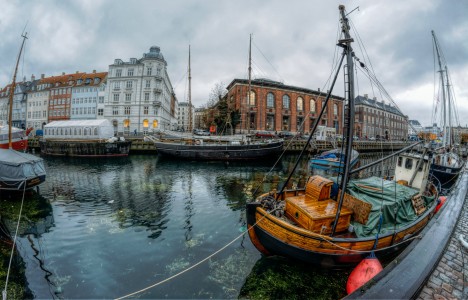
247 33 252 134
188 45 192 133
331 5 356 236
432 31 447 148
8 33 28 149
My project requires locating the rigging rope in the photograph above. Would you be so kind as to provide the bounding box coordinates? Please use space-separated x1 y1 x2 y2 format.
2 181 27 300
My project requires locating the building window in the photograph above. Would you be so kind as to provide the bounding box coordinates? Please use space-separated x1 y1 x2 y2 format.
98 108 104 116
144 92 150 102
334 103 338 116
267 92 275 108
112 106 119 115
310 99 316 113
282 95 290 109
125 93 131 102
145 80 151 88
128 69 134 76
248 91 256 106
144 106 149 115
116 69 122 77
113 81 120 90
113 94 120 102
99 96 104 103
297 97 304 111
124 106 131 115
147 67 152 76
126 81 133 89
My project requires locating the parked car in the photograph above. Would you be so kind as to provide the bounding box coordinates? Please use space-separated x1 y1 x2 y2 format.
194 129 210 136
278 131 295 139
255 131 277 138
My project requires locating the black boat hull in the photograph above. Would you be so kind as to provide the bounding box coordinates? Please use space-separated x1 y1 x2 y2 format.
154 140 283 161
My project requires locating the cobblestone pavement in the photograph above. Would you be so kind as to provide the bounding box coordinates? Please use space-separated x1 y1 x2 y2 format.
417 191 468 299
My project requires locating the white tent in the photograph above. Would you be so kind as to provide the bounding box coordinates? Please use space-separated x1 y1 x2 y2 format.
43 119 115 140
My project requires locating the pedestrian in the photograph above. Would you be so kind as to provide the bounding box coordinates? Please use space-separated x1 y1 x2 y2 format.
134 129 137 136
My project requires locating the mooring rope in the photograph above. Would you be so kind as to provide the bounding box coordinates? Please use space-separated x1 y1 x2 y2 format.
114 208 279 300
2 180 27 300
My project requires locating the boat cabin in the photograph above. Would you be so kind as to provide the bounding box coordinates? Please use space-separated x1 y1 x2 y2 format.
43 119 116 141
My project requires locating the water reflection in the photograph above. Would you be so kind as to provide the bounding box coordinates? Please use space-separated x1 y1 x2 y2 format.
4 153 394 299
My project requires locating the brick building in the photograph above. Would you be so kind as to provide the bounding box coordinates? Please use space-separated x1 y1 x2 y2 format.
225 78 344 134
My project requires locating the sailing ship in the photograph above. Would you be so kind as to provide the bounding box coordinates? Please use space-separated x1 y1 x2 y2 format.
246 5 439 268
0 123 29 151
429 31 464 193
148 45 284 161
39 119 132 157
0 33 46 191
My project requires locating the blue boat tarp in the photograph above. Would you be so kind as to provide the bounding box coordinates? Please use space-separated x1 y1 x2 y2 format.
344 177 435 238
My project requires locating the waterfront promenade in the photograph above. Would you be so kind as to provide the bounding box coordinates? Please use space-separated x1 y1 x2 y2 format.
417 188 468 299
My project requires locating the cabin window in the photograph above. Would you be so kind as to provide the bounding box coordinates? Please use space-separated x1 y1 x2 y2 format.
397 156 403 167
405 158 413 170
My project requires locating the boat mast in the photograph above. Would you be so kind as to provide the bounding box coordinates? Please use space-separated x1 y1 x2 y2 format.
247 33 252 134
8 33 28 149
331 5 356 236
188 45 192 133
432 31 447 148
445 66 452 147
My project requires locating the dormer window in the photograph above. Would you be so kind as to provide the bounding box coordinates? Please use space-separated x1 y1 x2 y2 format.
94 77 100 84
130 58 137 64
77 79 83 85
85 78 91 85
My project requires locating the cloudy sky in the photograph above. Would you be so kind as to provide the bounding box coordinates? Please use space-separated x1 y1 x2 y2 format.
1 0 467 127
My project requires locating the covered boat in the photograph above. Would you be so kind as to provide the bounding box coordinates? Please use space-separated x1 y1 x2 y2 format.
246 5 439 269
310 148 359 171
40 119 131 157
0 148 46 191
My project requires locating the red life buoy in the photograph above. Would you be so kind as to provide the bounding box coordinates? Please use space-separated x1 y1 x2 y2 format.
346 257 383 294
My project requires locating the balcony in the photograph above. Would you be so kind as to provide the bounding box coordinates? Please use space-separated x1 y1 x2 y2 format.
153 87 162 94
153 100 161 107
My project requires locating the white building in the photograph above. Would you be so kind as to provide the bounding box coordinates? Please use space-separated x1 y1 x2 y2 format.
71 71 107 120
408 119 423 136
104 46 178 135
177 102 194 131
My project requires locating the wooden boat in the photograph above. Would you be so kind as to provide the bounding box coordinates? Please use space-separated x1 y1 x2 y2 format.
310 148 359 171
39 119 131 157
152 137 283 161
147 45 284 161
429 31 464 192
246 5 439 268
0 33 46 191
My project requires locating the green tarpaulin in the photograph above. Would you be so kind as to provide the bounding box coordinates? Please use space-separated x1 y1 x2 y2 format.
344 177 435 238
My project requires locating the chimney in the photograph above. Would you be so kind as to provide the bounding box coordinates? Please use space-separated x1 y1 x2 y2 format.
23 76 26 82
62 72 65 75
318 88 320 92
41 74 45 79
76 71 79 74
31 74 35 81
364 94 368 99
92 70 96 73
373 97 377 101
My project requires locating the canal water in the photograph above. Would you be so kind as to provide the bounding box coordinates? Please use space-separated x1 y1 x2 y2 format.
5 152 395 299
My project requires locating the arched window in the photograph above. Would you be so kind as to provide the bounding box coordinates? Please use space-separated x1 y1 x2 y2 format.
333 103 338 116
297 97 304 111
153 120 158 128
266 92 275 108
310 99 316 113
143 119 149 128
282 95 290 109
248 90 256 106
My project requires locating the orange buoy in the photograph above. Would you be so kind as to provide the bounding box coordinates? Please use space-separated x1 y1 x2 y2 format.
435 196 447 213
346 257 383 294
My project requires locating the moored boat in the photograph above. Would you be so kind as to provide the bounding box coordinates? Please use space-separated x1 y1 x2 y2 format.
0 124 28 151
429 31 465 193
246 5 439 269
39 119 131 157
310 148 359 171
